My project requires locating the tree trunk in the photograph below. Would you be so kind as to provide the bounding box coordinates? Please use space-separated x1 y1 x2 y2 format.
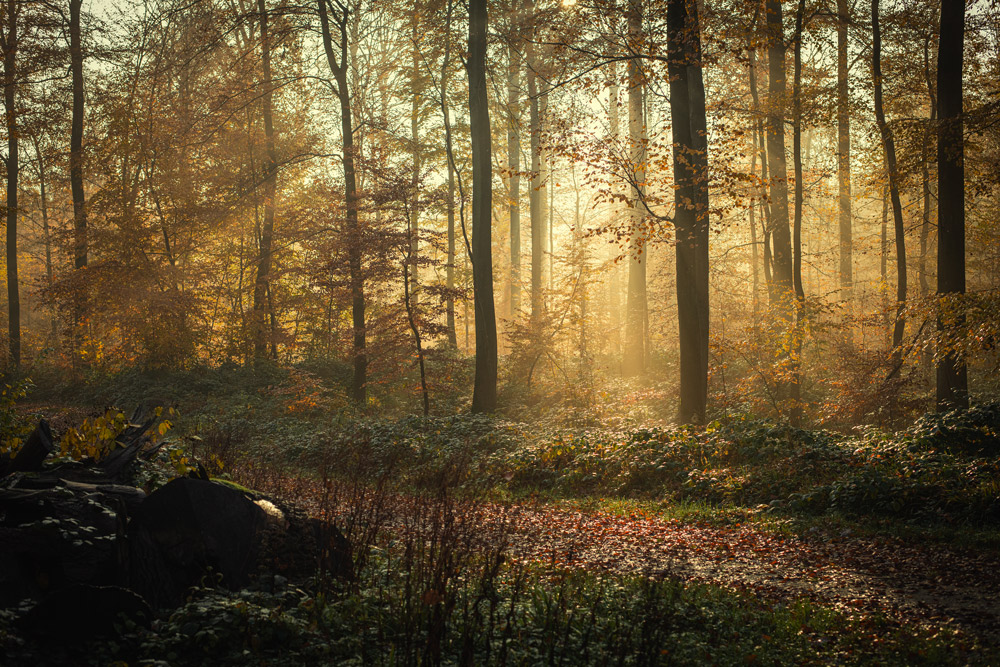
936 0 967 410
919 35 935 298
252 0 278 359
790 0 806 424
836 0 852 303
445 125 458 347
507 40 521 318
667 0 709 423
748 46 773 301
623 0 647 378
31 136 56 337
872 0 907 356
764 0 793 301
528 33 544 329
608 65 622 361
3 0 18 368
469 0 497 413
319 0 366 405
70 0 87 347
409 12 421 310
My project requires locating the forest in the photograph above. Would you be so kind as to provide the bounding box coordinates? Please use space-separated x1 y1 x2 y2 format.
1 0 999 663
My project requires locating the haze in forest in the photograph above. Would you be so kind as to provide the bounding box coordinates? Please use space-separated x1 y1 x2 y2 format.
0 0 996 427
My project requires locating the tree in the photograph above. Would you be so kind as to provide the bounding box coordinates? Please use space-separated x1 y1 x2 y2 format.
764 0 793 299
527 2 544 329
836 0 852 304
69 0 87 345
872 0 907 357
1 0 19 367
667 0 709 423
319 0 366 404
506 2 522 318
623 0 647 377
468 0 497 413
251 0 278 359
936 0 967 410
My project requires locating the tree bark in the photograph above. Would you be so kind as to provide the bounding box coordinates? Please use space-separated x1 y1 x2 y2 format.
667 0 709 423
528 28 544 329
764 0 793 301
919 35 935 298
319 0 366 405
748 45 773 301
70 0 86 270
936 0 967 410
443 61 458 347
790 0 806 424
507 38 521 318
836 0 852 303
252 0 278 359
409 11 421 310
623 0 647 378
468 0 497 413
608 65 622 361
872 0 907 356
3 0 18 368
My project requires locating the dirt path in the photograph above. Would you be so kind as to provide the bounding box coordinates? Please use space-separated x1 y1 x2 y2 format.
510 505 1000 642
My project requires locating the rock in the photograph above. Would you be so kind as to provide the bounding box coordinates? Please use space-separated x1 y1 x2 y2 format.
127 477 267 607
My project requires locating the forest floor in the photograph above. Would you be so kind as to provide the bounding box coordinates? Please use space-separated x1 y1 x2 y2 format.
279 476 1000 647
507 504 1000 643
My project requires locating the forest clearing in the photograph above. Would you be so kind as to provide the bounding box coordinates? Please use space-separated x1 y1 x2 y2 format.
1 0 999 663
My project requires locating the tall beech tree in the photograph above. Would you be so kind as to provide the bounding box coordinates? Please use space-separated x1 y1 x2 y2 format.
468 0 497 413
936 0 967 410
667 0 709 423
764 0 794 299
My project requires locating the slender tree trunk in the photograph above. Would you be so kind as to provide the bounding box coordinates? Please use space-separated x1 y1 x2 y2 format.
507 40 521 317
3 0 18 368
539 79 551 297
403 251 429 416
253 0 278 359
70 0 87 348
936 0 967 410
31 136 55 336
623 0 647 378
70 0 86 271
790 0 806 424
528 34 544 328
469 0 497 413
409 12 421 309
748 46 773 300
880 183 888 282
750 129 759 318
872 0 907 356
764 0 793 300
608 66 622 361
919 36 935 298
441 4 458 347
667 0 709 423
837 0 853 304
446 147 458 346
319 0 366 404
